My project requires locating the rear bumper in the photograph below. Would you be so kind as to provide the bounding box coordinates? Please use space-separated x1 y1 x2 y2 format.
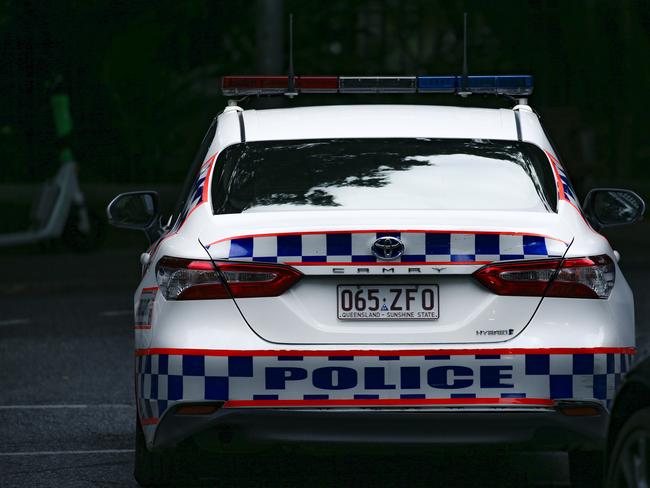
151 402 609 452
135 348 633 453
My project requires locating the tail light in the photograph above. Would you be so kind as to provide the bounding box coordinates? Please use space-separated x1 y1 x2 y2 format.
156 257 302 300
474 255 615 299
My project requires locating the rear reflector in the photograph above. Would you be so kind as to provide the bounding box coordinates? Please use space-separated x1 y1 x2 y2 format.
156 257 302 300
175 404 223 415
474 255 615 299
557 405 600 417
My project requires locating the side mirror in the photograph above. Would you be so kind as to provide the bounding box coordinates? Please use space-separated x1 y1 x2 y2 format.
583 188 645 231
107 191 162 243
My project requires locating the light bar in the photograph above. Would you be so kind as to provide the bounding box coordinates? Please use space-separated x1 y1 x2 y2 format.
299 76 338 93
416 76 456 93
221 75 533 97
418 75 534 95
221 76 288 95
221 76 339 96
339 76 416 94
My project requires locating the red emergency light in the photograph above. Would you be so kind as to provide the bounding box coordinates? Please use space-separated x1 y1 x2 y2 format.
222 76 338 96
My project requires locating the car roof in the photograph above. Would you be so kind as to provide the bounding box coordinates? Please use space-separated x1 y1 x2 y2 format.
231 104 521 143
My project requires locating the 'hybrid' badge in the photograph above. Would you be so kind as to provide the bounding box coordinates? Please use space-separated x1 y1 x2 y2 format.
371 236 405 260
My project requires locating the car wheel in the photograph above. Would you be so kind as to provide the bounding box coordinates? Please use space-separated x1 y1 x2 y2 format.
568 450 604 487
606 407 650 488
134 419 194 487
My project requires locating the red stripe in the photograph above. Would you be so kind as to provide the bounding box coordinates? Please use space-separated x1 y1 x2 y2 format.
135 347 635 357
151 153 217 245
140 417 159 425
223 398 555 408
169 152 218 235
145 202 198 253
201 153 218 203
561 198 610 243
182 202 205 225
285 261 490 266
207 229 568 248
546 150 565 201
563 199 585 215
566 202 611 245
141 287 158 292
545 151 609 244
134 325 152 330
147 229 178 259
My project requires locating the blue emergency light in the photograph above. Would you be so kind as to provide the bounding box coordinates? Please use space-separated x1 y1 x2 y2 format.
221 75 533 97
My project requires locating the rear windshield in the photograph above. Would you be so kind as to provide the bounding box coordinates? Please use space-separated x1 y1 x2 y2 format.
211 138 557 214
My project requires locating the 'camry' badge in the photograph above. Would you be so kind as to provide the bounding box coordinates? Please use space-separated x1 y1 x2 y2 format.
371 236 405 260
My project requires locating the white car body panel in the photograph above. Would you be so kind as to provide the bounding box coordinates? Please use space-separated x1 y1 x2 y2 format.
129 104 635 447
241 105 518 142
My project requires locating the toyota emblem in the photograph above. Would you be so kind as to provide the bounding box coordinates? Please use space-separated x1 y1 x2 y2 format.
371 236 405 260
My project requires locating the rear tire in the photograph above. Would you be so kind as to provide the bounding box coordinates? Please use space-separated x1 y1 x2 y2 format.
569 450 604 487
134 420 194 487
606 407 650 488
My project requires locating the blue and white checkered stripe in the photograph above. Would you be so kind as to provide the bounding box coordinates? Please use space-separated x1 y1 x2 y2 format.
191 157 213 206
172 155 215 231
208 232 567 264
136 352 631 421
556 164 581 209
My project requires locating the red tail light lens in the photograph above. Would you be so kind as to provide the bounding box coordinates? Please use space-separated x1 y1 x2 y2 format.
474 255 615 299
156 257 302 300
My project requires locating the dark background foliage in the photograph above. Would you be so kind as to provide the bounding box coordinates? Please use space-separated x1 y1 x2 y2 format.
1 0 649 196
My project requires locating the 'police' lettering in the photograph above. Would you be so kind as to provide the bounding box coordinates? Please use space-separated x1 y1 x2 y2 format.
427 366 473 389
265 367 308 389
400 367 421 389
313 367 357 390
263 364 516 392
480 365 514 388
365 367 396 389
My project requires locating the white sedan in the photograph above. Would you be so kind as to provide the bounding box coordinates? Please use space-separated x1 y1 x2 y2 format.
108 75 645 486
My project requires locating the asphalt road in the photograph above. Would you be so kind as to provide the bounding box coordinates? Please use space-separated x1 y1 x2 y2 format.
0 221 647 487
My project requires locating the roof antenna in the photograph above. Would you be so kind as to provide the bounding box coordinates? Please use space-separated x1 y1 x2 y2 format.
459 12 470 98
286 13 298 98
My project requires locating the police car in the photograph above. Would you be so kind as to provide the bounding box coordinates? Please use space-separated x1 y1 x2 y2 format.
107 75 645 485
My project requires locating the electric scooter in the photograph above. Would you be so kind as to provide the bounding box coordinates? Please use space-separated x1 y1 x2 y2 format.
0 82 103 251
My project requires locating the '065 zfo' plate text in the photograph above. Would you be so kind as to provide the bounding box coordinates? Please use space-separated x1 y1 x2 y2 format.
337 284 439 320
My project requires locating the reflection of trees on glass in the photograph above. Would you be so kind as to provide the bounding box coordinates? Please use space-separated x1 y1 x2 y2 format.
211 139 555 214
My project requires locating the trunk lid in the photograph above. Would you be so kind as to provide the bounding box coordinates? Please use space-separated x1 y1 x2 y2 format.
201 210 570 344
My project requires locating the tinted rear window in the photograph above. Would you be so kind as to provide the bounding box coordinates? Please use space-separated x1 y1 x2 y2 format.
211 138 557 214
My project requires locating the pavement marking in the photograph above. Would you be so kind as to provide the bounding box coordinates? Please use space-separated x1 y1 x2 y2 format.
0 404 134 410
0 449 135 457
100 310 132 317
0 318 31 326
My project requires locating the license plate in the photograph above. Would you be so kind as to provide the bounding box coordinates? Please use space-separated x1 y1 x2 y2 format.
337 284 439 320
